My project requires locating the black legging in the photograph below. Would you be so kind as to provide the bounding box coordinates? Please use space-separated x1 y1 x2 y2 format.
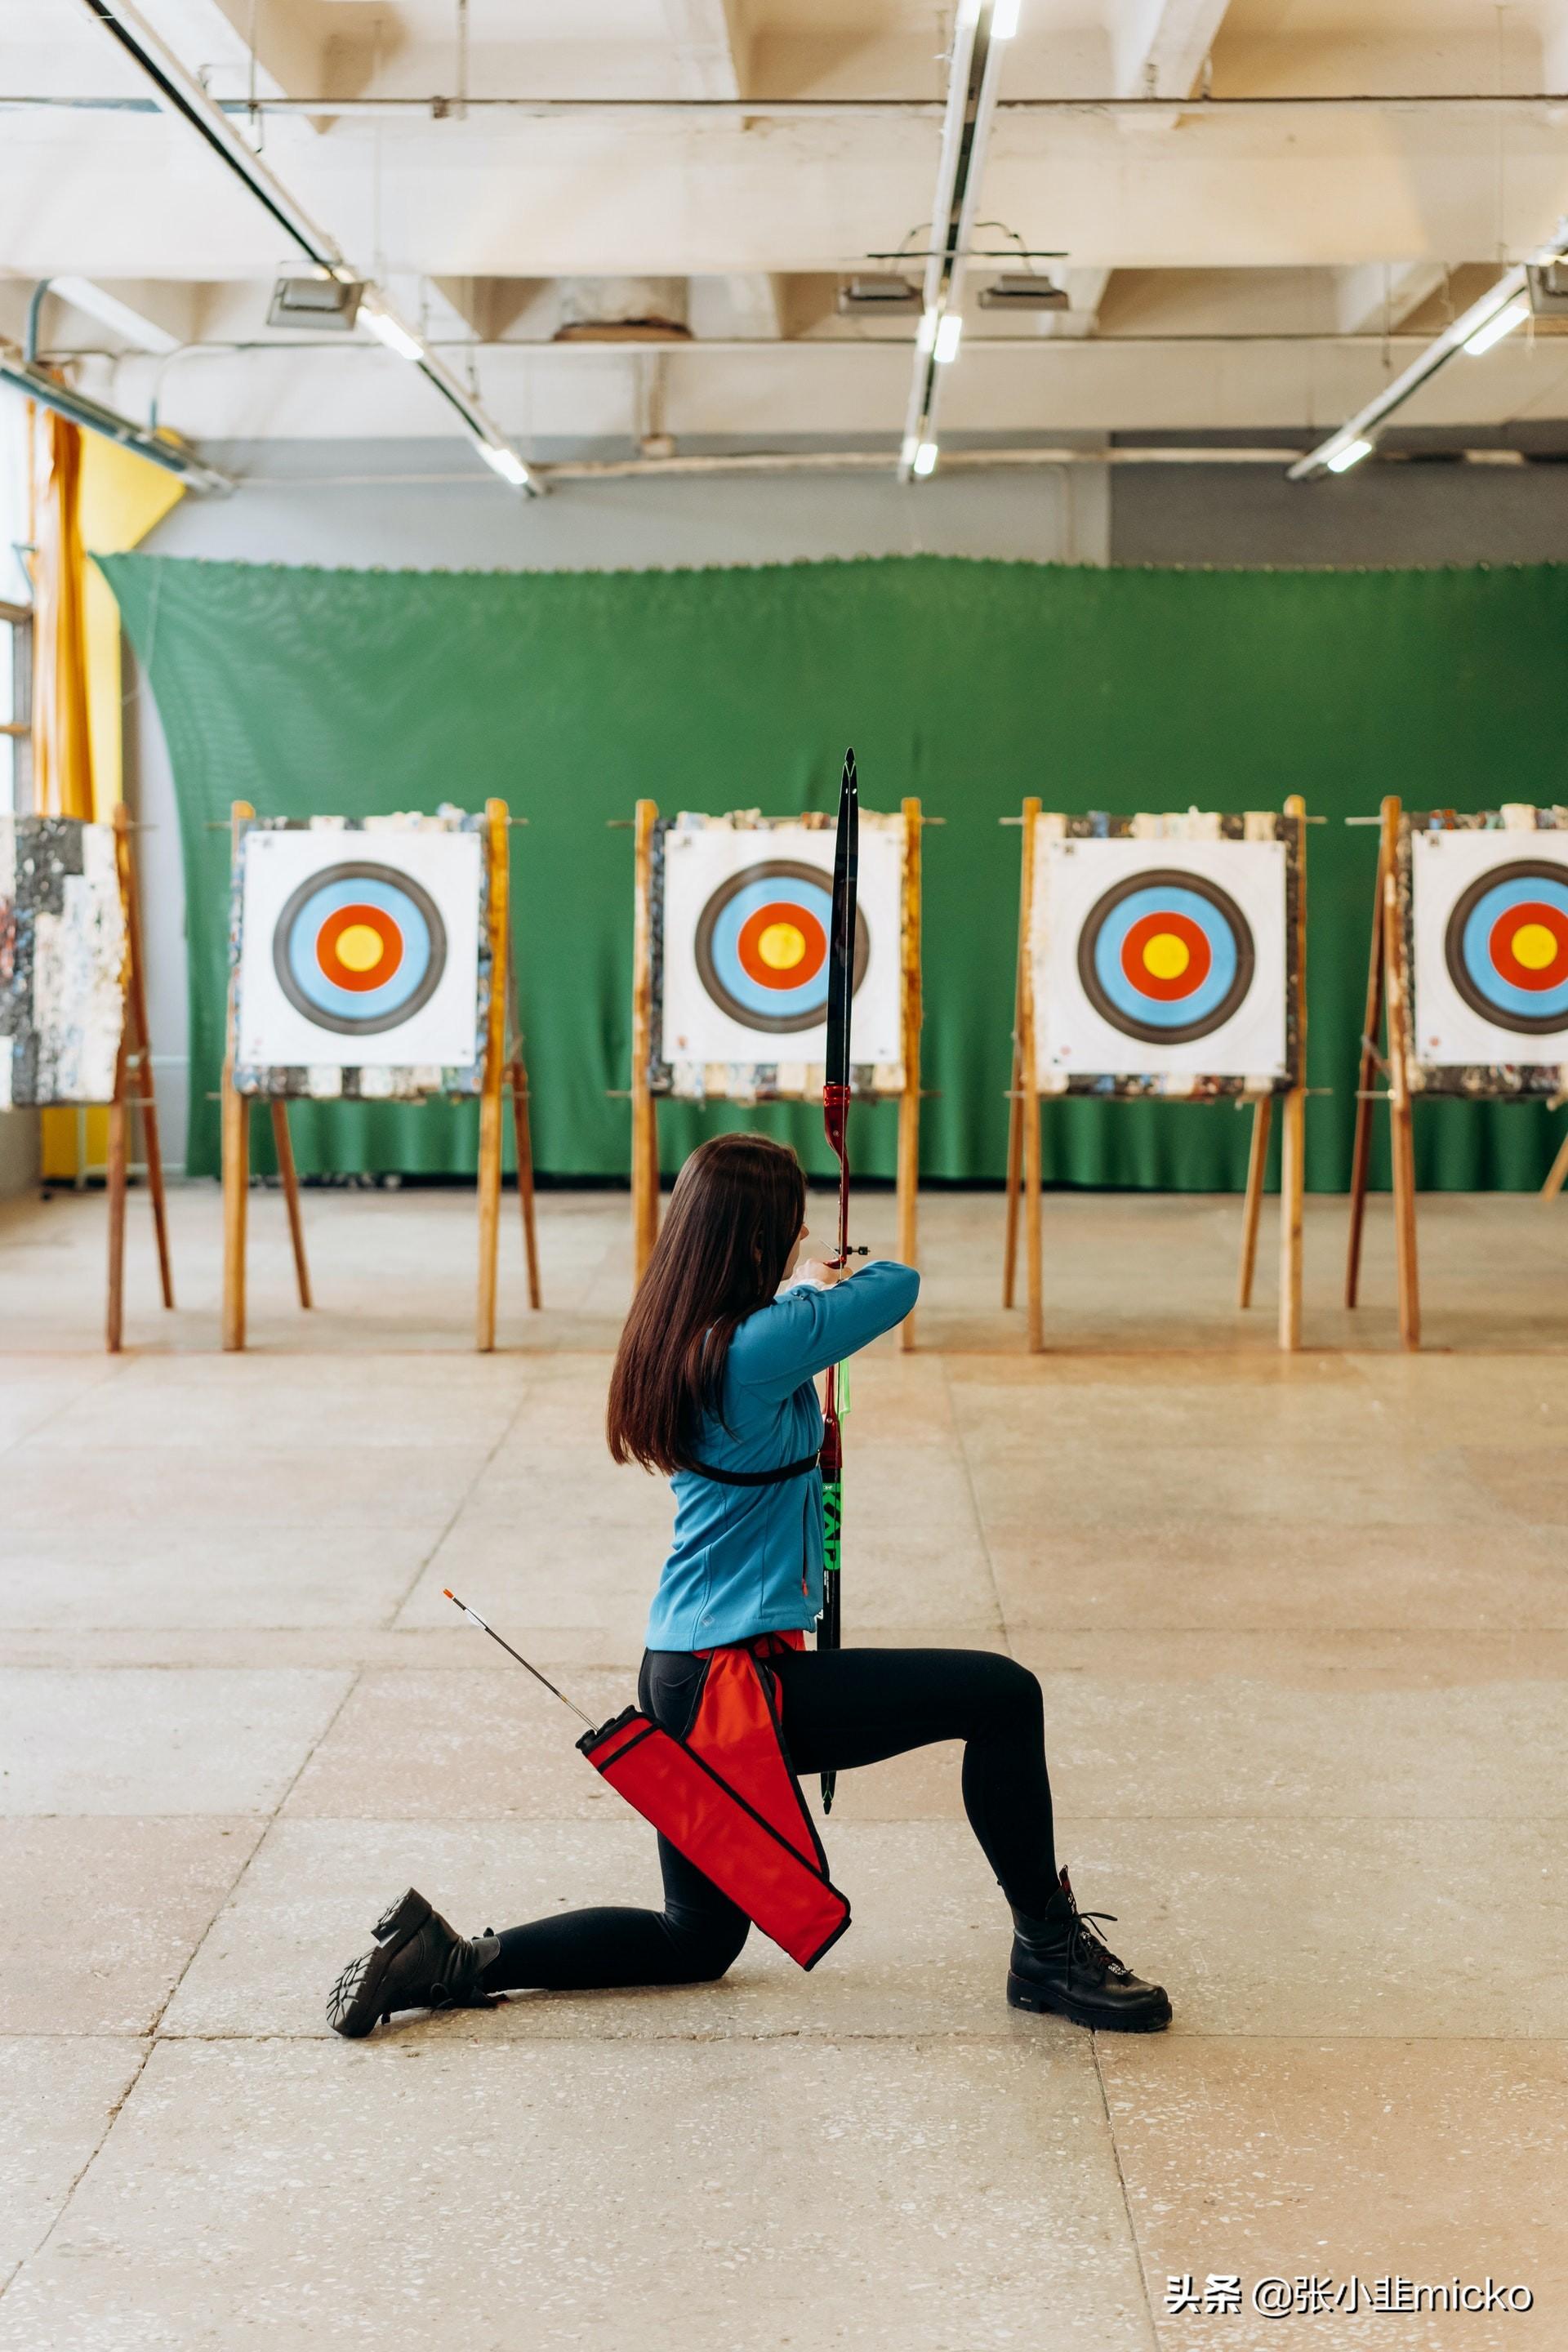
484 1646 1057 1993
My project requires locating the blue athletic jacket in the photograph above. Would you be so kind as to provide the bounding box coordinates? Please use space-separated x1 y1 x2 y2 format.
644 1260 920 1653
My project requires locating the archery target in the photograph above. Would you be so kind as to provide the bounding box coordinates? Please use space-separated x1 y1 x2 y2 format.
236 826 483 1076
1411 827 1568 1067
272 862 447 1036
657 820 904 1076
1035 835 1288 1081
693 859 869 1034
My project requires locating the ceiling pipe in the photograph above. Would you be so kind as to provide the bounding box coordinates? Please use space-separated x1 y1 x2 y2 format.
73 0 541 493
1289 216 1568 479
11 91 1568 118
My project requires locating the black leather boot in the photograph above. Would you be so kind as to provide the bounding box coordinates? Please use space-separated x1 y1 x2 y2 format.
327 1888 501 2038
1007 1867 1171 2033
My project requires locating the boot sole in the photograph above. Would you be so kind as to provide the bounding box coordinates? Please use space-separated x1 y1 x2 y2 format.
1007 1970 1172 2034
327 1887 432 2039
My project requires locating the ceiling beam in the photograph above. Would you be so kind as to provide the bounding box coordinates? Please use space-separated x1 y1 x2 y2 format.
1333 260 1448 338
658 0 780 340
1110 0 1235 100
44 274 194 353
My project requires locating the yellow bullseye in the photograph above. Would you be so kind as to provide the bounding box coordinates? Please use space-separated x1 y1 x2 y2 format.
332 922 387 974
757 920 807 972
1511 920 1557 973
1140 930 1191 982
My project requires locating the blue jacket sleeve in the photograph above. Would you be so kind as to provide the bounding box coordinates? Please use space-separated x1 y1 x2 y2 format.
726 1262 920 1404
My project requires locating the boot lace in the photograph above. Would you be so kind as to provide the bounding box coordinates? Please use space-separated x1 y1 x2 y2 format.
1065 1904 1132 1987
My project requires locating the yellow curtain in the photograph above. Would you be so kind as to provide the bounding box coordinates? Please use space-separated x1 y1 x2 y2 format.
30 413 184 1176
29 405 96 821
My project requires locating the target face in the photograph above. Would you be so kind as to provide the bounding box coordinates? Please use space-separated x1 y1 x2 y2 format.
1033 833 1289 1084
235 824 484 1087
1410 828 1568 1071
1077 870 1255 1045
1444 860 1568 1034
653 817 906 1090
694 859 869 1035
272 862 447 1037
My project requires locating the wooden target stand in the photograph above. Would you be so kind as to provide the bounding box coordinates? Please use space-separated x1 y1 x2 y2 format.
628 795 926 1350
105 801 176 1351
1002 795 1309 1353
220 797 541 1353
1344 795 1568 1346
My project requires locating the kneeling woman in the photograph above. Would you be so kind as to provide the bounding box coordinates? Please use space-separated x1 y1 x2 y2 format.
327 1133 1169 2036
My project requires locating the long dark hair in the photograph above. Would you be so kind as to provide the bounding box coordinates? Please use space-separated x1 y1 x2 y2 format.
607 1132 807 1474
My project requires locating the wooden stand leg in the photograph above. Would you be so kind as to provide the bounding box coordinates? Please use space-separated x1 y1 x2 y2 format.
897 796 922 1352
1001 1039 1023 1311
221 1082 248 1352
510 1062 542 1309
221 800 255 1353
1236 1094 1272 1310
1345 800 1392 1307
1277 793 1308 1352
475 798 510 1353
1379 803 1421 1350
1001 795 1034 1312
114 804 174 1311
1018 800 1044 1352
1543 1126 1568 1202
505 939 541 1309
897 1089 920 1351
1278 1084 1305 1351
105 1045 129 1354
630 798 660 1284
270 1101 312 1310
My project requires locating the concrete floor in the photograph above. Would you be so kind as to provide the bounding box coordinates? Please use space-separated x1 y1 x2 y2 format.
2 1181 1567 2351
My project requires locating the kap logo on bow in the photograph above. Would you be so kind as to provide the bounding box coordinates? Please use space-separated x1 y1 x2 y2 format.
817 748 861 1814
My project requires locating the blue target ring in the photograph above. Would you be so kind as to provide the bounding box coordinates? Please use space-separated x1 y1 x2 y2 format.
1077 869 1255 1045
272 861 448 1037
694 859 869 1036
1445 858 1568 1034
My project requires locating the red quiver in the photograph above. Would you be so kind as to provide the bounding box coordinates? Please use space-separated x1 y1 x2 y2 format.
577 1636 849 1971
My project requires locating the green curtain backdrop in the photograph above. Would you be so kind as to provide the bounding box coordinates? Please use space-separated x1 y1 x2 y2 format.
103 549 1568 1191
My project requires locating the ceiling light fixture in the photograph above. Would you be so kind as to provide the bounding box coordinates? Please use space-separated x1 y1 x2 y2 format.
1324 437 1373 474
74 0 541 493
360 302 425 363
478 442 531 488
1289 220 1568 482
0 350 231 490
1462 297 1530 355
912 441 939 476
933 313 963 363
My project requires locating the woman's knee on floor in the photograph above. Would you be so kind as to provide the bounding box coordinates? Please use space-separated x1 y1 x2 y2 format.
659 1904 750 1982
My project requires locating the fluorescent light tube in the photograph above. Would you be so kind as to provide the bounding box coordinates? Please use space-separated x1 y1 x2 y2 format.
1325 438 1373 474
991 0 1021 35
912 441 939 477
477 440 531 488
362 304 424 363
1462 297 1530 356
933 314 963 363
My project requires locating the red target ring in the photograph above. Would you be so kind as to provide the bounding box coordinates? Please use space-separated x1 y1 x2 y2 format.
315 902 404 994
735 900 828 992
1487 900 1568 993
1119 909 1213 1003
